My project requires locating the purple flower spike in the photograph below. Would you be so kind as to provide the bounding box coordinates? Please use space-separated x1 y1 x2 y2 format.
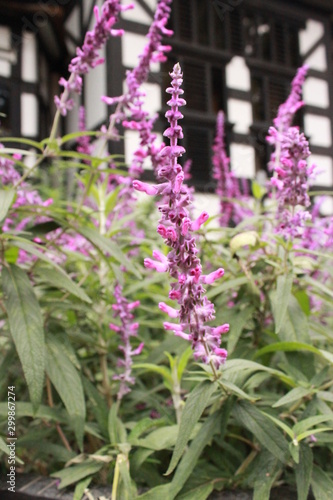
267 65 315 238
134 63 229 372
111 284 143 400
55 0 130 115
212 111 249 226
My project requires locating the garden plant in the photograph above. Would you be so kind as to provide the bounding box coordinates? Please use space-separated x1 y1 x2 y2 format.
0 1 333 499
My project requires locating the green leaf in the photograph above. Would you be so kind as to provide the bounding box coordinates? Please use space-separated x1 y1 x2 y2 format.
46 337 86 449
219 379 257 401
132 425 200 451
295 444 313 500
133 363 173 387
0 136 43 149
165 380 217 475
206 276 249 300
0 437 10 455
293 415 333 436
35 266 92 303
304 276 333 299
227 305 254 353
297 428 333 442
260 411 294 439
108 404 127 445
311 465 333 500
51 461 103 489
78 226 140 278
177 483 214 500
170 411 221 497
73 476 92 500
118 455 136 499
273 387 314 408
294 290 311 316
2 265 45 409
177 346 193 381
4 246 19 264
0 189 15 222
233 401 289 462
137 484 172 500
272 273 293 334
255 341 321 358
289 440 300 463
128 418 165 443
82 377 109 439
252 180 267 200
252 452 281 500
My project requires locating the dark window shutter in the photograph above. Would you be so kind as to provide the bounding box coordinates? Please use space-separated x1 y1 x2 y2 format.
184 126 211 187
268 79 288 121
177 0 193 42
229 10 243 54
183 61 207 112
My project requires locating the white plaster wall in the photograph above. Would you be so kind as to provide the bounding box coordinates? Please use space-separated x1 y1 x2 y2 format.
85 46 107 129
0 60 11 77
122 31 160 72
124 129 162 169
65 5 80 40
318 196 333 216
304 115 332 148
304 45 327 72
0 25 11 50
303 78 329 109
21 32 38 83
121 0 154 24
299 20 324 55
311 155 333 187
230 143 255 178
21 93 38 137
228 99 252 134
226 56 251 91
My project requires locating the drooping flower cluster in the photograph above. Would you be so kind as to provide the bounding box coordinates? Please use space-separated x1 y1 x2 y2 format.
134 64 229 370
55 0 132 116
272 65 308 135
102 0 173 123
212 111 250 226
267 65 316 238
109 284 144 400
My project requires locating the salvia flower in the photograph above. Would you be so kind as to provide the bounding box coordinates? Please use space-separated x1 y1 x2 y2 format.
133 63 229 371
55 0 132 115
110 284 143 400
212 111 249 226
267 66 316 238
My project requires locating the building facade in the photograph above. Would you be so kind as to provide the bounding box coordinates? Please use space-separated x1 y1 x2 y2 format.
0 0 333 209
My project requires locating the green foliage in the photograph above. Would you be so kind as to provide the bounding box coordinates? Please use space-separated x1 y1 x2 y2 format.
1 91 332 500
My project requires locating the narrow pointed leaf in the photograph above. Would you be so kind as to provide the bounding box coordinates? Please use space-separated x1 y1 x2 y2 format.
234 401 289 462
273 387 314 408
51 461 103 489
0 189 15 222
170 411 221 496
2 265 45 409
35 266 92 303
271 273 293 333
165 380 217 475
295 444 313 500
293 415 333 436
311 465 333 500
46 337 86 449
78 226 140 278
